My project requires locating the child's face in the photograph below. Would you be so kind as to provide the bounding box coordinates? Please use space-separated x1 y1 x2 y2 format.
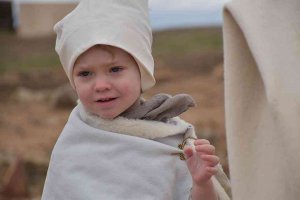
73 45 141 119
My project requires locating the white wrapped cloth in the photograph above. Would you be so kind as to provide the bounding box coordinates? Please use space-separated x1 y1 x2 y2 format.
42 103 230 199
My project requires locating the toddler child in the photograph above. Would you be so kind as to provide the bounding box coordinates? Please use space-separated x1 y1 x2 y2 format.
42 0 231 199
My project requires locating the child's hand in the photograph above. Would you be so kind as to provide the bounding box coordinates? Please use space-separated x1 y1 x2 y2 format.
184 139 219 186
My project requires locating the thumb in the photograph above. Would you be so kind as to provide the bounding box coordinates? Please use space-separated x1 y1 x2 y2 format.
183 147 194 160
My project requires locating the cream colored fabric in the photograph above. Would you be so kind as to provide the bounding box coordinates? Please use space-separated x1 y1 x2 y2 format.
223 1 300 199
54 0 155 91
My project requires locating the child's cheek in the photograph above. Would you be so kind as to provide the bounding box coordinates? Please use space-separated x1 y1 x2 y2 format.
76 86 89 103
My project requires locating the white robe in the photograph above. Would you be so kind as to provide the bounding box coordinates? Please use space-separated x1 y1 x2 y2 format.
42 104 230 199
223 0 300 199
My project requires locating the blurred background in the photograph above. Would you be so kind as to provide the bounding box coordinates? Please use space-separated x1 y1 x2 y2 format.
0 0 229 199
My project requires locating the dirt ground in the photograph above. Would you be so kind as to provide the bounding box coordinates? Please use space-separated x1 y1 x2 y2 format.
0 57 228 198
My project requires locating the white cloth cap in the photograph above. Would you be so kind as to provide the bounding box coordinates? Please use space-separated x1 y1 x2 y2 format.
54 0 156 91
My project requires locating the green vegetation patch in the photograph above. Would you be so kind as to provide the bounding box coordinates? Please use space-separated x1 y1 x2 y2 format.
0 27 223 74
0 32 60 73
153 27 223 57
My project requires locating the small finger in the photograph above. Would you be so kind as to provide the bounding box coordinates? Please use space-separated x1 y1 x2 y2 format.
194 139 210 146
200 155 220 166
206 166 218 175
195 144 215 155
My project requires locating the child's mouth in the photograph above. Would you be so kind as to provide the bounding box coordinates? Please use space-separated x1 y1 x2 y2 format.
96 98 117 103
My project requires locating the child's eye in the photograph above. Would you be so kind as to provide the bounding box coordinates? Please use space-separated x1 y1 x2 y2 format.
110 66 123 73
78 71 92 77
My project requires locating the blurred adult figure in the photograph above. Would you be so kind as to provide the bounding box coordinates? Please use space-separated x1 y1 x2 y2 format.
223 0 300 199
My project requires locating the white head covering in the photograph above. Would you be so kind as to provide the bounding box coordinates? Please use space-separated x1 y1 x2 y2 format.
54 0 155 91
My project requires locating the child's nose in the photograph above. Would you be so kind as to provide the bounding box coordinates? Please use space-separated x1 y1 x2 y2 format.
94 77 112 92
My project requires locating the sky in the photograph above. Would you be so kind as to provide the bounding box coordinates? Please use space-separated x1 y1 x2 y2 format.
14 0 231 30
149 0 231 30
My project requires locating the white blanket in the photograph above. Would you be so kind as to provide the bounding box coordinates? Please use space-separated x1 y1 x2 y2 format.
42 104 230 199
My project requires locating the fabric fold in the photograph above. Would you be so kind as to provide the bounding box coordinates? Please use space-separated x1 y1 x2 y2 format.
223 0 300 199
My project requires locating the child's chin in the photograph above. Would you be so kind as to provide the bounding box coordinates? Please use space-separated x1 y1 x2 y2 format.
99 113 118 120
